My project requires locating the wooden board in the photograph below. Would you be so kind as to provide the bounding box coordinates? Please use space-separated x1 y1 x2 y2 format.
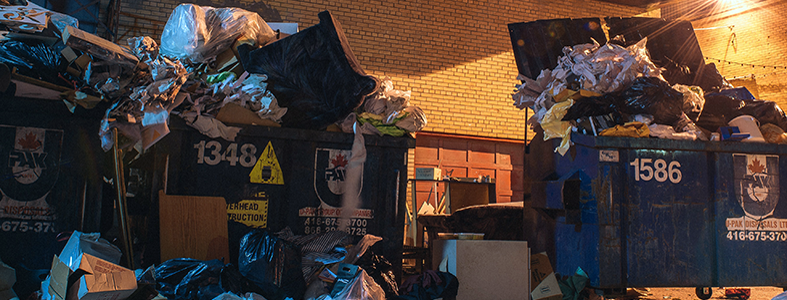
159 191 229 263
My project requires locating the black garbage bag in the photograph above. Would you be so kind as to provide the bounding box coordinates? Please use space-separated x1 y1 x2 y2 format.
155 258 225 300
357 251 400 298
613 76 685 125
696 94 787 132
237 10 378 130
238 230 306 300
562 94 618 121
392 270 459 300
563 77 683 127
0 40 71 85
693 63 729 94
219 263 268 296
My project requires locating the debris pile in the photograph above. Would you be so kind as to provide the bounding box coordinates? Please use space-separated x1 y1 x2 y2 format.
512 32 787 155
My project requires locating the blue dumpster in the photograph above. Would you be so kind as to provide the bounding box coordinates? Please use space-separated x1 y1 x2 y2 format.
529 130 787 290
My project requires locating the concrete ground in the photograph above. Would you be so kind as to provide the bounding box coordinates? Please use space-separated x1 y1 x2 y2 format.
612 287 785 300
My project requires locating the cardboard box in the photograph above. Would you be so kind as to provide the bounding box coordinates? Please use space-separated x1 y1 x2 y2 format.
62 26 138 67
530 252 562 300
415 167 441 180
49 256 72 300
216 102 281 127
49 254 137 300
432 239 530 300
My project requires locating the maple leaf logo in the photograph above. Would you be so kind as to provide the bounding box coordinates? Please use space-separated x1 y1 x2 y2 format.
331 153 348 168
749 158 766 174
18 132 41 151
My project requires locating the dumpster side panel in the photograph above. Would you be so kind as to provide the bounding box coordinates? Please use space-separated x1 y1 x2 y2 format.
624 149 714 287
715 152 787 287
0 98 105 298
158 118 411 278
553 144 624 288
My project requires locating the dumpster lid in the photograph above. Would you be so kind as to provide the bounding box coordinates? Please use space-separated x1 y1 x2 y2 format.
508 17 725 92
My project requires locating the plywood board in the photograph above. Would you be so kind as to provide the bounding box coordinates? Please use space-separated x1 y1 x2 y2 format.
159 191 229 263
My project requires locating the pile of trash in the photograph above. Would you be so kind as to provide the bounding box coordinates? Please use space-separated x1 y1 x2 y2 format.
29 230 457 300
513 37 787 155
0 2 426 154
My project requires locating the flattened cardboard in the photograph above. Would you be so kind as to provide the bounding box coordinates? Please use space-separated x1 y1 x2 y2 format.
49 256 71 300
530 252 562 300
216 102 281 127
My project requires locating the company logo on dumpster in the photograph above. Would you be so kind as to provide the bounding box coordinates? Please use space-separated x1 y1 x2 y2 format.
314 148 362 207
735 154 779 219
725 154 787 242
0 126 62 229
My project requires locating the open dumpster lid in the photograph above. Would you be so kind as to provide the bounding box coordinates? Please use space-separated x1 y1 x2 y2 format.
508 17 726 92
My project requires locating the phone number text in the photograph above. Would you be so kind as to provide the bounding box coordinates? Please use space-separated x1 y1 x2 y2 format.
727 230 787 241
1 221 55 233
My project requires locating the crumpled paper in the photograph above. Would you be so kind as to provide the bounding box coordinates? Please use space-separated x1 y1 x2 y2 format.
99 37 190 151
512 70 552 109
182 71 288 124
514 37 665 154
524 38 664 124
182 113 241 141
340 113 382 136
648 123 699 140
760 123 787 144
340 77 426 136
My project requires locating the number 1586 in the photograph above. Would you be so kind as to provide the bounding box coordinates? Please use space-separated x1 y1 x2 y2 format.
629 158 682 183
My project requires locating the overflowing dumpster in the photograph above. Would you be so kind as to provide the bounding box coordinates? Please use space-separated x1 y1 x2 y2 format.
528 129 787 291
149 115 414 278
512 16 787 294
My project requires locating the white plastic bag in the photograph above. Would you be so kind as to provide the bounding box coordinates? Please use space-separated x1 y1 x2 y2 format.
160 4 275 64
329 270 385 300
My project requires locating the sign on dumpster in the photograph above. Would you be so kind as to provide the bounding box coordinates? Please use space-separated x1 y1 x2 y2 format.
716 151 787 287
0 126 62 234
299 147 373 236
724 154 787 242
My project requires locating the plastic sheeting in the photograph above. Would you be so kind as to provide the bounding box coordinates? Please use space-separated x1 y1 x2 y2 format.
329 269 385 300
160 4 276 64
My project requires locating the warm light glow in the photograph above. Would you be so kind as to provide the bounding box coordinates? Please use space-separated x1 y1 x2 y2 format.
717 0 742 6
713 0 755 16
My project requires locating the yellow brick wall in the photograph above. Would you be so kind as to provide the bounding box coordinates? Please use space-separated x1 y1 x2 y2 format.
118 0 647 141
692 1 787 110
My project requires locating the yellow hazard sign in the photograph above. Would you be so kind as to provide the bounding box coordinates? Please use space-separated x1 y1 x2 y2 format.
250 141 284 185
227 200 268 228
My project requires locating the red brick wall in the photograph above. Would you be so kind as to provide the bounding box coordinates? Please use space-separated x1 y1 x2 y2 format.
691 0 787 108
115 0 646 141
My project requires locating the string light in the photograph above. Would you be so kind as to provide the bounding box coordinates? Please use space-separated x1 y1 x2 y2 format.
705 57 787 70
